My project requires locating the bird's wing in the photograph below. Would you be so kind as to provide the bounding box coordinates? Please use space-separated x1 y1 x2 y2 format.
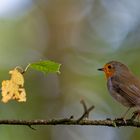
114 81 140 106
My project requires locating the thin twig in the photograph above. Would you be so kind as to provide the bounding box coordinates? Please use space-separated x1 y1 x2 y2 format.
80 100 88 114
77 99 94 122
77 106 95 122
27 125 36 130
22 63 31 74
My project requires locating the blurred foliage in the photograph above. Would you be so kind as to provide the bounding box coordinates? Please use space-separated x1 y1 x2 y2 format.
0 0 140 140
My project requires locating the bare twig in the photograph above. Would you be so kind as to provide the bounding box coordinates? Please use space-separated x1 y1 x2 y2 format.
22 63 31 74
77 99 94 122
27 125 36 130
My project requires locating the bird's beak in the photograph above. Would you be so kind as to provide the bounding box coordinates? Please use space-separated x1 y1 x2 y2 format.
98 68 104 71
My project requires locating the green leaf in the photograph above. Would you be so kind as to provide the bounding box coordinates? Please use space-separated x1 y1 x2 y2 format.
29 60 61 74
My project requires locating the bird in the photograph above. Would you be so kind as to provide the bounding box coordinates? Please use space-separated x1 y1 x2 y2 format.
98 61 140 118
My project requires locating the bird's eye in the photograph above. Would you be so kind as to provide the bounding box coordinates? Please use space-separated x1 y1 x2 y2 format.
108 65 111 69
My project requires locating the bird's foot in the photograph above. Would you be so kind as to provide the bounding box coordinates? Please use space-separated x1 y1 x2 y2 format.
130 110 140 121
115 117 127 124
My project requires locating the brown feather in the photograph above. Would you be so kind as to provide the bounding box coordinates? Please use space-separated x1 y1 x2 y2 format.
107 61 140 107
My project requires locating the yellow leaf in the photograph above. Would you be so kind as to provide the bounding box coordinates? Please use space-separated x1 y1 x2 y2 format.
1 68 26 103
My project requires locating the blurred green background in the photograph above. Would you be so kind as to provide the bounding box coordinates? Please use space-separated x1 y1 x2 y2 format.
0 0 140 140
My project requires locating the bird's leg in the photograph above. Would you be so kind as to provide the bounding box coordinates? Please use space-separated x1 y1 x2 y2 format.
121 107 132 123
122 107 131 118
131 110 140 121
115 107 131 123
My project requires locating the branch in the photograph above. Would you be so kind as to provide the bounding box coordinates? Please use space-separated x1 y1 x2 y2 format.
0 118 140 128
0 100 139 129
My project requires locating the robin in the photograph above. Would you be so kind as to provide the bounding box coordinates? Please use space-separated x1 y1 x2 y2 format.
98 61 140 119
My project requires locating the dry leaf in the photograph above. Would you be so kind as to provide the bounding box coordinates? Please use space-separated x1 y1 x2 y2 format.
1 68 26 103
